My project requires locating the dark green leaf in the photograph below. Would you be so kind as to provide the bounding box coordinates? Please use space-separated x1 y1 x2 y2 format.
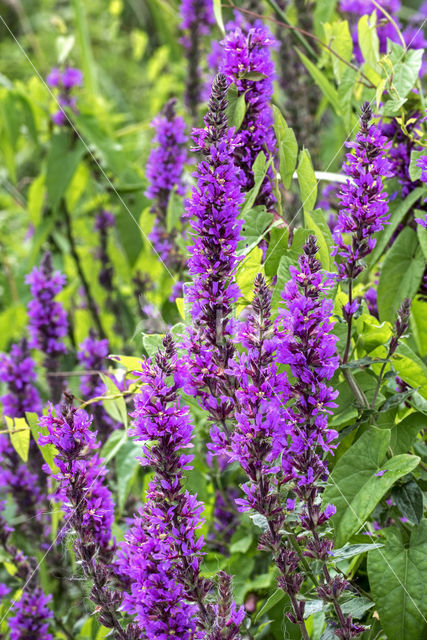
226 84 247 131
392 480 423 524
389 43 423 99
332 542 384 560
297 148 317 212
368 522 427 640
115 440 140 512
254 588 285 622
46 131 85 211
340 596 374 618
297 50 341 114
264 226 289 277
273 105 298 190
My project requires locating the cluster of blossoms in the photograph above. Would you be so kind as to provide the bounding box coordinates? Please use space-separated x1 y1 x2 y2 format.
339 0 427 68
0 508 53 640
26 252 68 401
94 209 115 293
0 340 46 538
46 66 83 125
219 22 277 211
146 98 188 270
180 0 215 119
118 335 243 639
332 103 391 357
38 397 127 638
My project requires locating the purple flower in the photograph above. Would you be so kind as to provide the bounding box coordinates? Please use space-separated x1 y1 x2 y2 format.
0 339 41 418
417 154 427 183
415 214 427 228
9 588 53 640
78 330 109 399
118 336 218 637
26 252 68 357
94 209 115 231
219 24 277 210
46 67 83 125
146 99 187 269
180 0 215 119
169 280 184 302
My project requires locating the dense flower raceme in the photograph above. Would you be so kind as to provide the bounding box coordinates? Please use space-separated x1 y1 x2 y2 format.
180 0 215 119
94 209 115 293
118 335 243 639
274 237 363 639
332 103 391 332
0 509 53 640
219 23 277 211
46 66 83 125
146 98 188 269
38 398 129 638
0 340 45 536
26 252 68 401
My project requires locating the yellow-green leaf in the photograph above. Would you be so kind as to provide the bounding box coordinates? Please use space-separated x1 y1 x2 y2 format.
5 416 30 462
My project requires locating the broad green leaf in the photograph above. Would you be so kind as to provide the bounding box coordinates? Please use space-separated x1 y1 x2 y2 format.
389 42 423 99
340 596 374 618
416 217 427 260
46 130 85 211
357 12 381 84
264 226 289 277
115 440 140 512
333 542 384 560
166 188 183 233
304 209 333 270
101 429 127 463
388 412 426 456
230 534 253 554
323 428 420 546
5 416 30 462
100 374 128 429
109 354 144 373
297 50 341 114
237 206 274 257
392 480 423 524
273 105 298 190
142 333 164 358
409 150 424 182
314 0 338 37
377 228 424 323
271 254 297 312
26 411 58 472
297 148 317 212
392 342 427 400
323 20 353 82
368 522 427 640
368 187 427 267
236 246 264 313
337 67 357 130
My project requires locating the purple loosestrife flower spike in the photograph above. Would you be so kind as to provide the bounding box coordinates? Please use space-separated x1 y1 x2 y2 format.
94 209 115 293
39 395 130 639
0 340 45 538
180 0 215 121
9 589 54 640
276 236 364 638
146 99 187 270
220 24 277 210
47 66 83 126
332 103 391 360
118 336 243 639
26 252 68 401
185 73 244 423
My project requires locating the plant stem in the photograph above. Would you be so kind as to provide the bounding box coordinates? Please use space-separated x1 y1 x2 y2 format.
342 280 353 365
61 200 107 340
371 360 388 410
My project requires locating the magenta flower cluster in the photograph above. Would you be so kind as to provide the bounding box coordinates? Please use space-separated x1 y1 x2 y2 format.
46 66 83 125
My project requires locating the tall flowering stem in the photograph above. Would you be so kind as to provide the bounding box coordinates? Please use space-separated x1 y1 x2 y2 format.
180 0 215 121
186 72 244 424
276 237 364 639
220 24 277 211
26 252 68 401
146 99 187 271
118 335 243 639
332 103 391 362
39 396 130 640
0 509 53 640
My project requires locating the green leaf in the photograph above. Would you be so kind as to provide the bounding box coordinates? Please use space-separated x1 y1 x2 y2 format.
304 209 333 270
5 416 30 462
389 42 424 99
297 148 317 212
230 534 253 554
142 333 164 358
377 227 424 323
392 480 423 524
101 429 127 463
238 206 274 257
416 217 427 260
236 246 264 312
26 411 58 472
273 105 298 190
357 12 380 76
115 440 140 512
337 67 357 130
100 375 128 429
226 84 246 131
368 186 427 267
411 295 427 357
389 413 426 456
254 588 285 623
368 522 427 640
393 342 427 400
323 20 353 82
213 0 225 35
323 428 420 546
340 596 374 618
46 131 85 211
297 50 341 114
409 150 424 182
264 226 289 277
27 174 45 226
241 152 271 216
